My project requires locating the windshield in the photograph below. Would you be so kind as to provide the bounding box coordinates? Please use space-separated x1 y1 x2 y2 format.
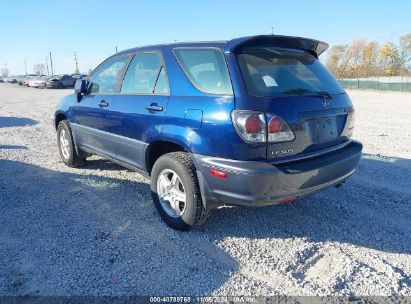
236 47 344 97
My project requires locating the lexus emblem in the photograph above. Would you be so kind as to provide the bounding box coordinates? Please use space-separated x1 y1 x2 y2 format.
322 97 330 107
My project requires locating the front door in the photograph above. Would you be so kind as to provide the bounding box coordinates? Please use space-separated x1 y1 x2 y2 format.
72 54 131 158
107 51 170 170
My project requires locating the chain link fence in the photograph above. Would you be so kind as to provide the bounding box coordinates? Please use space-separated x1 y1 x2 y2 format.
339 76 411 92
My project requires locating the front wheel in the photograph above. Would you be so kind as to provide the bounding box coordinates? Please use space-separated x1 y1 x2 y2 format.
150 152 210 230
57 120 87 167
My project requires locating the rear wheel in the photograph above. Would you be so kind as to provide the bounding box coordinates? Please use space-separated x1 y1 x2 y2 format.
57 120 87 167
150 152 210 230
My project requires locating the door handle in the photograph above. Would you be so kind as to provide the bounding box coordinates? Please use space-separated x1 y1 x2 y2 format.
99 100 109 108
145 103 163 112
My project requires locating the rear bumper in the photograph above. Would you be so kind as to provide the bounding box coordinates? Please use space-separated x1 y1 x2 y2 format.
192 140 362 208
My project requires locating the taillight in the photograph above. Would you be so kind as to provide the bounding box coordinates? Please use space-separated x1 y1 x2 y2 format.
245 114 264 134
266 114 295 143
268 116 281 133
232 111 266 143
232 111 294 143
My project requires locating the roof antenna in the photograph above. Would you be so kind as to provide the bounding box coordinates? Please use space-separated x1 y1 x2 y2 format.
270 26 274 35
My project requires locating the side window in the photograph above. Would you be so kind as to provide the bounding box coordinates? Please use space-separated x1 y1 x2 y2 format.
173 48 233 95
88 55 130 94
120 52 168 94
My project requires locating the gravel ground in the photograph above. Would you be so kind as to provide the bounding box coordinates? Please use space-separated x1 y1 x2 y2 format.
0 83 410 297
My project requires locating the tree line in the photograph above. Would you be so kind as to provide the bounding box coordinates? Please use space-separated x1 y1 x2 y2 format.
326 32 411 79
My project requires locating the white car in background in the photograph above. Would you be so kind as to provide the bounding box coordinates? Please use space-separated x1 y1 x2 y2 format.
29 76 51 88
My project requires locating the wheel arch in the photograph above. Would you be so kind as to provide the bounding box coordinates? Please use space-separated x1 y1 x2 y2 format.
145 140 189 174
54 111 68 129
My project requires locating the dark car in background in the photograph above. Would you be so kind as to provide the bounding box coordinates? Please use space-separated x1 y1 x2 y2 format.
7 76 18 84
46 74 77 88
54 35 362 230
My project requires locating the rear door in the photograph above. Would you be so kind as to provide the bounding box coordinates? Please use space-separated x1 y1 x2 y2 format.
71 54 131 157
234 47 354 160
107 51 169 170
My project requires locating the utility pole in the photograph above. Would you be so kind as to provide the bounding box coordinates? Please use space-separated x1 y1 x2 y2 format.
270 26 274 35
45 57 49 76
49 52 54 75
3 62 9 77
74 52 79 74
115 46 118 53
24 60 27 75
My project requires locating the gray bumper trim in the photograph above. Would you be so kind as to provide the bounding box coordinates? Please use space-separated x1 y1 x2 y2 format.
191 141 362 208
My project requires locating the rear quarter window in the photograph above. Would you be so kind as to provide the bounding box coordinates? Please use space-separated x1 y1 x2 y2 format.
173 48 233 95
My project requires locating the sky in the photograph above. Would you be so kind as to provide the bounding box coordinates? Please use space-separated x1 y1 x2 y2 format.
1 0 410 75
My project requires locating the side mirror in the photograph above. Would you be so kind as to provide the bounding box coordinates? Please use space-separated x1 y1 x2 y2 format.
74 79 88 94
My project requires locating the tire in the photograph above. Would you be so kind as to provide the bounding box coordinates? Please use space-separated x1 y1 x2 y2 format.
57 120 87 167
150 152 210 230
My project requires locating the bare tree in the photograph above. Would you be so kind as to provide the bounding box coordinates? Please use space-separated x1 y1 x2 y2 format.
346 40 368 77
326 45 347 76
400 32 411 72
1 67 10 78
33 64 46 76
326 34 411 78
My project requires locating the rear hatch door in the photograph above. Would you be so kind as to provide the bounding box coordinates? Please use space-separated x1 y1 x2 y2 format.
233 46 354 160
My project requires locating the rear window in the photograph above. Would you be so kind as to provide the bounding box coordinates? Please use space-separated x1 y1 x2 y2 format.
237 47 344 97
173 48 232 95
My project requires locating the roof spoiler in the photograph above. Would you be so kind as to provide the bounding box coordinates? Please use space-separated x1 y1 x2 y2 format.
225 35 329 58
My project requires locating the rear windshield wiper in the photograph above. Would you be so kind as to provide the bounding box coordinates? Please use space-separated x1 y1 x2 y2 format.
282 88 313 95
282 88 332 98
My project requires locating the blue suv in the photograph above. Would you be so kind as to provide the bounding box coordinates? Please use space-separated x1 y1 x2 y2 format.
54 35 362 230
